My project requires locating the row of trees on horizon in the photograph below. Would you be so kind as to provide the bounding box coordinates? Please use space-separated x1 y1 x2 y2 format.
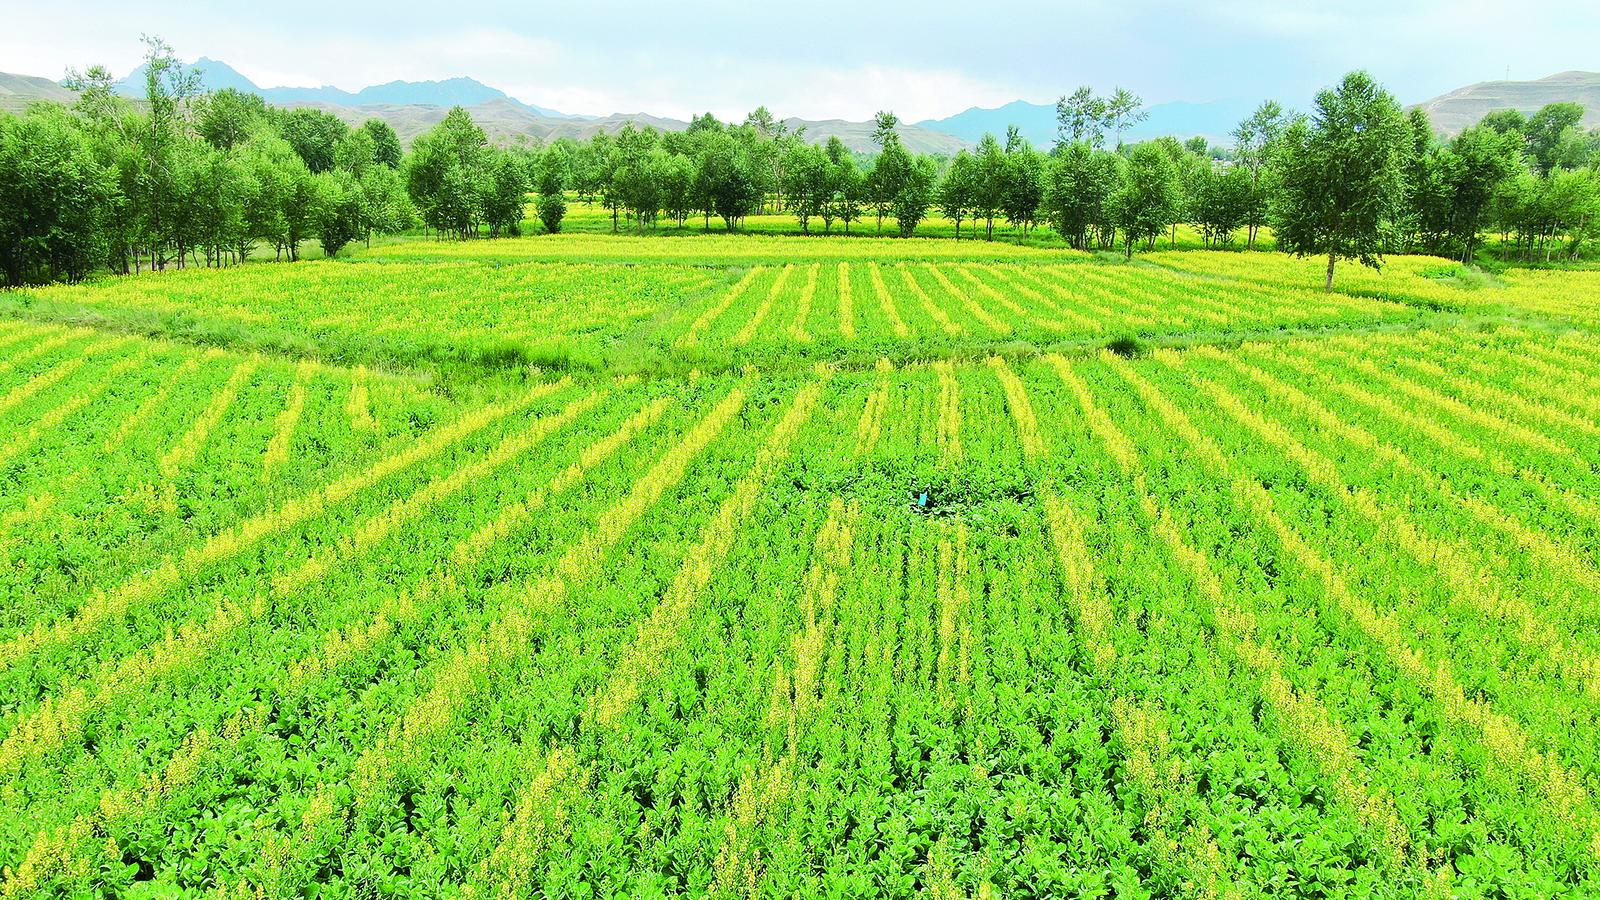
2 37 1599 288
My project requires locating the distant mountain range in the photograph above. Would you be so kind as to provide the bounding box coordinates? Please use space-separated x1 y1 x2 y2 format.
112 57 580 119
4 59 1598 151
916 97 1261 148
1411 71 1600 134
94 57 965 154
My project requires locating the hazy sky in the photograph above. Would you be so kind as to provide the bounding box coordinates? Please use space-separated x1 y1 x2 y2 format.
6 1 1597 120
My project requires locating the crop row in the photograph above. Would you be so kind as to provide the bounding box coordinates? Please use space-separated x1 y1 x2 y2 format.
1148 250 1600 326
1 322 1597 895
9 252 1471 378
670 260 1414 359
4 262 716 373
0 318 474 639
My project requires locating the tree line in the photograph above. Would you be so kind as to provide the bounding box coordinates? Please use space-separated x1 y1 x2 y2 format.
3 40 1599 288
0 38 530 286
535 77 1600 288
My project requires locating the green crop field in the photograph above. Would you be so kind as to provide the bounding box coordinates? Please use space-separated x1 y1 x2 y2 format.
2 238 1600 899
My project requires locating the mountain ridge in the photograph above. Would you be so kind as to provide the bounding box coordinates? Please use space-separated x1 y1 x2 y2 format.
1410 70 1600 134
6 60 1599 151
0 71 77 112
109 57 580 119
917 97 1264 148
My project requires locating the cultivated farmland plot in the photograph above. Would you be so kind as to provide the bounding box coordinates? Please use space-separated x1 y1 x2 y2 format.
1 244 1599 897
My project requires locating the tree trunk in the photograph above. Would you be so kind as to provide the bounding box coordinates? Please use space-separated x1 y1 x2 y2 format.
1324 252 1336 292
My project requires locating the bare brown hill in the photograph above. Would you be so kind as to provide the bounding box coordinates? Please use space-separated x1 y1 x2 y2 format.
0 72 76 113
1412 71 1600 134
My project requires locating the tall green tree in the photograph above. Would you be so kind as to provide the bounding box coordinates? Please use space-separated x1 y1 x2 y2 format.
358 164 417 246
403 107 489 237
1526 102 1584 174
0 107 112 285
282 157 318 260
360 119 404 169
1105 87 1147 149
657 152 697 227
196 88 267 151
183 140 250 266
871 111 900 148
120 36 201 271
482 149 530 237
1108 142 1179 257
314 169 365 258
1188 162 1252 248
1439 125 1525 260
892 156 937 237
536 143 569 234
1043 142 1119 250
1272 71 1410 290
869 125 911 234
826 138 864 234
1232 100 1288 248
696 132 760 231
780 142 830 233
1055 87 1107 148
280 108 348 174
973 134 1005 239
939 150 978 240
1000 136 1045 233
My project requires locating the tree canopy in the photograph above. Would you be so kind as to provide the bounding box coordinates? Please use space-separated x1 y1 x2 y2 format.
5 49 1600 287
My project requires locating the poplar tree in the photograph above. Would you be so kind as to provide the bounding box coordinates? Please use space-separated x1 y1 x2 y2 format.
1272 71 1410 291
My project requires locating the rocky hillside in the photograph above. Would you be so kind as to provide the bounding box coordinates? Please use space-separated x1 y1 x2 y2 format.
1413 71 1600 134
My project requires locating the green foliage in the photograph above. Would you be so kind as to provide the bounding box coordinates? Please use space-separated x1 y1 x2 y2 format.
939 150 978 238
482 151 530 238
10 50 1600 293
696 132 762 231
1231 100 1288 249
360 118 404 169
1526 102 1585 174
973 133 1006 238
780 142 830 233
279 107 348 174
195 88 267 152
1055 85 1108 147
313 169 365 258
1187 162 1253 249
1411 124 1525 261
0 106 112 285
536 144 569 234
1418 262 1501 290
3 244 1600 896
892 156 938 237
1109 142 1180 257
1043 142 1121 251
1000 135 1045 233
1272 71 1411 289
